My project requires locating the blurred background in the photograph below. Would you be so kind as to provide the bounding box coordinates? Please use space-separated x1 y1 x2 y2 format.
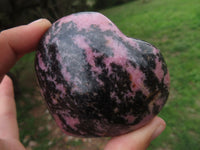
1 0 200 149
0 0 135 30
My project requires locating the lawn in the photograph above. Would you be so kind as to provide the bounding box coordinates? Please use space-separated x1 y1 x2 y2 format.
13 0 200 149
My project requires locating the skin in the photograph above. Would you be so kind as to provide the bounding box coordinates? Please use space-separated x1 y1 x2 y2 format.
0 19 166 150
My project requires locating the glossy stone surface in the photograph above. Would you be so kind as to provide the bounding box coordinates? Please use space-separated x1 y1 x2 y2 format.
35 12 170 137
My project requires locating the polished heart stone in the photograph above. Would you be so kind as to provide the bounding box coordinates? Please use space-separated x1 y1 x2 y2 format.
35 12 170 137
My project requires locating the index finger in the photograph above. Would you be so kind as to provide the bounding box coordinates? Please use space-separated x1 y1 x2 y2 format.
0 19 51 81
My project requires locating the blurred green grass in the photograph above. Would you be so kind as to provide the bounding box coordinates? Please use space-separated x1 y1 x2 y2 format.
12 0 200 149
101 0 200 149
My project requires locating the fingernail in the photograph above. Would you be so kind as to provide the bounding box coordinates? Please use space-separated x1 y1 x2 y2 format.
151 124 166 141
28 18 45 25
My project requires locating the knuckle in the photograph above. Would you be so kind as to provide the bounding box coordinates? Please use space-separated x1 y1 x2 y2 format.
0 30 9 42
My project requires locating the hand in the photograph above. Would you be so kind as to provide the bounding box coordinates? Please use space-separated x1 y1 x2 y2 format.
105 116 166 150
0 19 51 150
0 75 25 150
0 19 166 150
0 19 51 81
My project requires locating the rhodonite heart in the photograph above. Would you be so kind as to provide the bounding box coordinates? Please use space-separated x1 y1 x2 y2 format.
35 12 170 137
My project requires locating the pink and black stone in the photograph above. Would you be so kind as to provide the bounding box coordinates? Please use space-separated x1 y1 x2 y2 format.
35 12 170 137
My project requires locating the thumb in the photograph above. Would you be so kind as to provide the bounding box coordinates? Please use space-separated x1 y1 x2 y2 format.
104 116 166 150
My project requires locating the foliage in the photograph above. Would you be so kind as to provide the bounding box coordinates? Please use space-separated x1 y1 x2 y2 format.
0 0 139 31
94 0 136 9
0 0 88 30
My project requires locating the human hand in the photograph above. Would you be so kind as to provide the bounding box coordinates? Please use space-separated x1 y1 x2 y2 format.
105 116 166 150
0 19 51 82
0 19 51 150
0 75 25 150
0 19 166 150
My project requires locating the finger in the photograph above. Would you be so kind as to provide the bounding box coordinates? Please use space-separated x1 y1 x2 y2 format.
0 19 51 81
104 116 166 150
0 75 19 140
